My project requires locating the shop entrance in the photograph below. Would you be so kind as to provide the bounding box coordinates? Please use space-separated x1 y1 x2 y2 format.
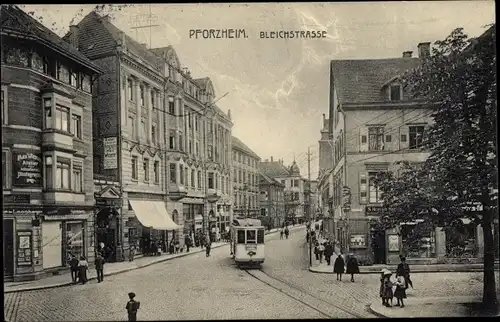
371 228 387 264
3 219 15 277
96 207 119 261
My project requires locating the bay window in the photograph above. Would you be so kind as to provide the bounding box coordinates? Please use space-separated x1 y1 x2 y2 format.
55 105 70 132
72 165 82 192
169 163 177 184
44 97 53 129
44 155 53 189
56 159 71 189
72 114 82 138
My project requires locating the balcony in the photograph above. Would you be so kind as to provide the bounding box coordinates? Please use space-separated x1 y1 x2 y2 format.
168 183 187 201
42 130 76 153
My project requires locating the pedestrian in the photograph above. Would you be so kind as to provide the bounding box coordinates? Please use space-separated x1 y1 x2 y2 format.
77 255 89 284
333 254 345 281
128 245 135 262
394 275 407 308
185 235 191 252
346 254 360 282
314 241 320 260
175 240 180 254
318 242 325 263
205 235 212 257
125 292 140 321
95 252 105 283
396 255 413 289
285 227 289 239
280 229 284 239
69 254 79 284
306 230 310 243
381 269 394 307
324 242 333 265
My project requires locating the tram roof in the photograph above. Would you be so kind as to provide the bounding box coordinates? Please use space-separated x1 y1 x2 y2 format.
232 218 263 227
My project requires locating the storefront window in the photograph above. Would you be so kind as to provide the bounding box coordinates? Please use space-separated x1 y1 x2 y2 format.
65 222 84 264
444 220 477 257
400 221 435 258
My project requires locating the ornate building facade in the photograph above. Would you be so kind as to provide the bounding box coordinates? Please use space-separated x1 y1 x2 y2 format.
2 6 101 281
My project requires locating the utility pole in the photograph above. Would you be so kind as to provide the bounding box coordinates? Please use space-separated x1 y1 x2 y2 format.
308 147 314 267
130 4 160 48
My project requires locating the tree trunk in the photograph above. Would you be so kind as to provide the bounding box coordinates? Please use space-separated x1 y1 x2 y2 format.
481 210 499 313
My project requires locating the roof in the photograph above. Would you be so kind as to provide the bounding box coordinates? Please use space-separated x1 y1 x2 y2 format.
259 161 291 178
1 5 102 73
331 58 422 104
66 11 161 71
259 173 284 187
232 136 261 159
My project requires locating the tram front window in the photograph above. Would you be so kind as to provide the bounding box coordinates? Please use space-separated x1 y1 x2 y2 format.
257 229 265 244
237 230 245 243
246 230 257 244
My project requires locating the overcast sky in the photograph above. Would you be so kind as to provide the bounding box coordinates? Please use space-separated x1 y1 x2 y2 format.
23 2 495 179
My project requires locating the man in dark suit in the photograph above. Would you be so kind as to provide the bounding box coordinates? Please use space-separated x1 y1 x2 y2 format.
94 252 105 283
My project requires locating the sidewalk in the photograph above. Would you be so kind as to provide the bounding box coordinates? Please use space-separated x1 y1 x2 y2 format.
310 259 500 274
368 296 492 318
5 225 303 293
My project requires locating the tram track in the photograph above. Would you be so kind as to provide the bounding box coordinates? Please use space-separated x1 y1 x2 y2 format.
244 268 374 319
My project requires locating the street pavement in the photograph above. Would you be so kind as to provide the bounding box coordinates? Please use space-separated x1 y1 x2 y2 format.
4 225 500 320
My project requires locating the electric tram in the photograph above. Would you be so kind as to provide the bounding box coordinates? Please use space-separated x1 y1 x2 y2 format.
230 218 265 267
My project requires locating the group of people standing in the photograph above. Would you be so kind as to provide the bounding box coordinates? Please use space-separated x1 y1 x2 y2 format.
380 256 413 308
333 253 360 282
279 227 290 239
69 252 106 285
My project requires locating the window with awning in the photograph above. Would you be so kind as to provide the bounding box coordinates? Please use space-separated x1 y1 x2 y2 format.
128 200 181 230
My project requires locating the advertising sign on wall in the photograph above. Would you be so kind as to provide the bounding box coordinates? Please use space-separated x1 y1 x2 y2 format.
388 234 400 252
12 151 42 186
103 137 118 170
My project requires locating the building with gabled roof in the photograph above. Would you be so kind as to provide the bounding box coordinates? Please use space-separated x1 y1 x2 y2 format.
1 5 101 281
323 43 436 265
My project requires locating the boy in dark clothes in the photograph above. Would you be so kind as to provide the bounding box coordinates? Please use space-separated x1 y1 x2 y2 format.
126 292 140 321
70 254 79 283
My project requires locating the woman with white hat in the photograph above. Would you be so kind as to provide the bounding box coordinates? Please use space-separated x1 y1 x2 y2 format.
380 269 394 307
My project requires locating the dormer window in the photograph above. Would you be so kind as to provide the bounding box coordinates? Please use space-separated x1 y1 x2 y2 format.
390 85 402 101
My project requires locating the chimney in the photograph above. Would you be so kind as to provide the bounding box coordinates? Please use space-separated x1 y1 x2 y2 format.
417 42 431 58
271 156 273 162
68 25 79 49
402 51 413 58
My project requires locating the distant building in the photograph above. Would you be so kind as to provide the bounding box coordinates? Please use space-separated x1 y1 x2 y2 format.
259 173 285 228
231 136 261 219
1 5 101 281
259 157 307 224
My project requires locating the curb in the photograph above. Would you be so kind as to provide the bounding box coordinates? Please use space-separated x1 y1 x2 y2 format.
368 304 388 318
5 225 301 293
308 265 499 274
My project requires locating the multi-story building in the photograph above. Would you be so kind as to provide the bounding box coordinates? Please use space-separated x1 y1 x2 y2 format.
317 114 335 238
259 157 306 224
328 44 439 264
259 173 285 229
232 136 261 219
304 179 319 220
68 12 232 253
1 6 102 281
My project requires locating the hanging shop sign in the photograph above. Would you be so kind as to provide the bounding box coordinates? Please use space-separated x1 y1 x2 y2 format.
342 186 351 211
12 151 42 186
103 137 118 170
365 205 392 216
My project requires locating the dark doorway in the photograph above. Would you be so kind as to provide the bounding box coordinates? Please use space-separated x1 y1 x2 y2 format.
3 219 15 277
371 228 387 264
96 208 118 261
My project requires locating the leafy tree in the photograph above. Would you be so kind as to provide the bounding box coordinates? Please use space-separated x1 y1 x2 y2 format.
375 25 498 312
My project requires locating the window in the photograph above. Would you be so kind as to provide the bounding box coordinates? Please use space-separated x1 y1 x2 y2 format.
169 131 176 149
151 90 155 109
143 158 149 182
191 169 195 187
141 120 146 138
197 170 202 189
179 134 184 151
208 172 214 189
44 155 53 189
368 172 382 203
72 166 82 192
81 74 92 93
131 156 138 180
194 114 198 131
69 69 78 87
390 85 402 101
56 160 70 189
154 161 159 183
129 116 136 138
180 166 184 185
1 86 7 125
237 230 245 243
184 167 188 186
195 142 199 156
188 111 192 128
57 63 70 83
246 230 257 243
368 127 384 151
31 52 44 73
234 169 237 182
215 173 219 190
189 140 192 154
169 163 177 183
151 124 156 144
55 105 70 132
72 114 82 138
140 85 145 106
168 96 175 114
409 126 425 149
127 79 134 101
385 135 392 143
2 149 10 189
238 170 242 183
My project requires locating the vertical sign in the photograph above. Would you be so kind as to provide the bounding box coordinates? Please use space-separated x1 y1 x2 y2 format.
103 137 118 170
12 151 42 186
342 186 351 211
